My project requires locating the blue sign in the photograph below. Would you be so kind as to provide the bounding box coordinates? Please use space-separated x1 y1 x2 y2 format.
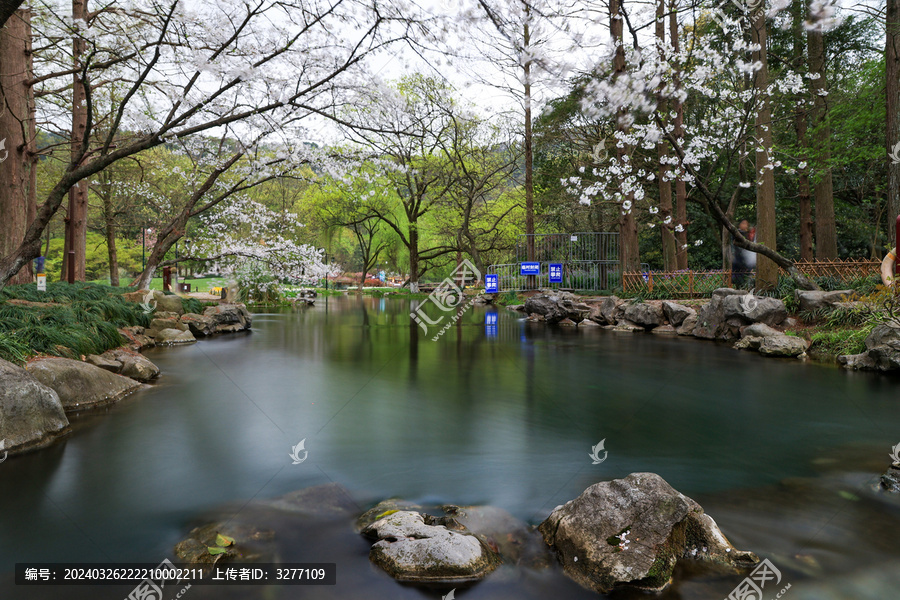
485 312 498 338
520 262 541 276
549 263 563 283
485 274 499 293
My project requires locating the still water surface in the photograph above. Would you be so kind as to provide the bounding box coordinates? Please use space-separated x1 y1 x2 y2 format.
2 296 900 599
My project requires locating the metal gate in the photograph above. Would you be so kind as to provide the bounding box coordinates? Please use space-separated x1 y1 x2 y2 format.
489 232 626 292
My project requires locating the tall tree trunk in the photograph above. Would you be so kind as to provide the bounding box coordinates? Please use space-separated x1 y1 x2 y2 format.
0 9 34 285
751 7 778 290
669 0 688 269
408 221 419 293
792 1 814 261
102 182 119 286
63 0 88 282
888 0 900 248
808 27 837 259
611 0 640 273
523 2 535 287
657 0 676 271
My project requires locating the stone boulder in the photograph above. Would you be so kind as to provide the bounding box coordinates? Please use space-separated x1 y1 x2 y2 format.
86 353 122 373
538 473 758 594
362 510 501 582
599 296 626 325
101 349 160 382
795 289 855 314
651 324 677 335
734 323 784 352
676 312 698 336
0 359 70 456
558 318 577 327
579 318 601 327
118 326 155 351
155 328 196 345
180 313 217 337
694 289 786 341
523 292 591 324
623 302 664 329
758 334 808 358
839 323 900 371
25 357 142 413
662 301 695 327
152 291 185 315
147 317 187 338
204 303 252 333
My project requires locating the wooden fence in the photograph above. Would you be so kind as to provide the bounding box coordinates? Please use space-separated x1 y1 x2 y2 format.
622 270 732 297
624 259 882 298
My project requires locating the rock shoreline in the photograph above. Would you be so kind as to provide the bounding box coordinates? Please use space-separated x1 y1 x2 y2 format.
516 288 811 359
0 295 252 459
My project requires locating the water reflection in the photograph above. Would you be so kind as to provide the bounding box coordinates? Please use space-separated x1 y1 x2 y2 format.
1 296 900 600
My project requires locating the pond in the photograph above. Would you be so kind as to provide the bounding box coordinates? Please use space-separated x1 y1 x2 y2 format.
2 295 899 599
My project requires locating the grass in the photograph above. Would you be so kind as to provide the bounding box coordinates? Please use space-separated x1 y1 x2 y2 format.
89 276 228 293
806 326 874 357
0 282 151 365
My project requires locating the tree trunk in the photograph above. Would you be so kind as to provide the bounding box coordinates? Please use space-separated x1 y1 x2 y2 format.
0 9 34 285
752 7 778 290
657 0 676 271
408 221 419 293
888 0 900 248
611 0 640 273
523 3 535 288
792 1 814 261
808 27 837 259
669 0 688 269
62 0 88 282
103 188 119 286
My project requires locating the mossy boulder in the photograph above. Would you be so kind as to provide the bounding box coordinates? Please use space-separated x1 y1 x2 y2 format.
538 472 758 594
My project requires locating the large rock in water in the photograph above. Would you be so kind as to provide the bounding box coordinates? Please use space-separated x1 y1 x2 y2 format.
362 510 502 582
524 291 591 324
662 301 695 327
204 303 252 333
694 288 786 341
25 358 143 412
0 359 69 456
538 473 758 594
181 313 217 337
624 302 664 329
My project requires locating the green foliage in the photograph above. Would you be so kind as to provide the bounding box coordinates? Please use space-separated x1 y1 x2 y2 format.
0 282 150 363
808 326 873 357
181 297 204 315
497 290 520 306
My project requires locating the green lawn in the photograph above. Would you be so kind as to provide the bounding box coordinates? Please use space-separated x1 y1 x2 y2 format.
89 276 228 293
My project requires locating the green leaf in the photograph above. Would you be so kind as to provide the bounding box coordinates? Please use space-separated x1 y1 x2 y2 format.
207 547 228 556
216 533 235 547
